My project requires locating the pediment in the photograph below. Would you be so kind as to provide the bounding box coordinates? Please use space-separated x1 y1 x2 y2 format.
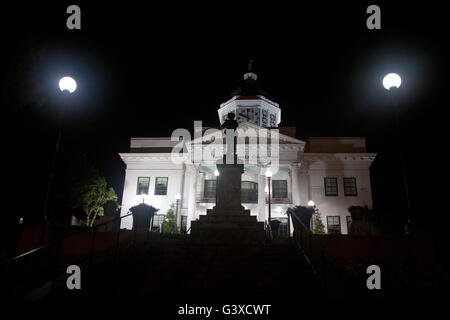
187 122 305 151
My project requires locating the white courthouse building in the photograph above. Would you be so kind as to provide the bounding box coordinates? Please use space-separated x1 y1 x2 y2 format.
119 71 376 235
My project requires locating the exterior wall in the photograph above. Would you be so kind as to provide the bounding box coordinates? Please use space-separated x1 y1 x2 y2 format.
119 158 185 230
119 137 375 235
306 155 374 234
305 137 367 153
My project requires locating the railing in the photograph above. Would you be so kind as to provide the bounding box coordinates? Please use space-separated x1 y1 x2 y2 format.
266 192 292 204
264 221 273 243
0 213 137 300
288 209 365 300
199 197 258 204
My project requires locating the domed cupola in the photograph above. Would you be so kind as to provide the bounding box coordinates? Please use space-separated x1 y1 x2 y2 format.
218 60 281 127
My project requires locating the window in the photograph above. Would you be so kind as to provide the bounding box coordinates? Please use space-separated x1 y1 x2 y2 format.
204 180 216 198
153 214 166 227
241 181 258 203
346 216 352 234
152 214 166 232
269 113 276 126
262 109 268 127
343 177 357 196
154 177 168 195
324 177 338 196
327 216 341 234
136 177 150 195
181 216 187 233
272 180 288 199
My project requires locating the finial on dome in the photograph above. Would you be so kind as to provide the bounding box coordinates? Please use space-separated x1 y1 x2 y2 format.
244 59 257 81
248 59 254 72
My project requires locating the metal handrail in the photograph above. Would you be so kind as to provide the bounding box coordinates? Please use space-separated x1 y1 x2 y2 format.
0 212 140 299
265 221 273 242
288 209 356 299
290 212 343 268
5 212 133 264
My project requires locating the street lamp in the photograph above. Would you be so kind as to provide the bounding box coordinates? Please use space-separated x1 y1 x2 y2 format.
265 170 272 224
307 200 317 231
214 169 220 205
383 73 412 233
382 73 401 90
43 76 77 224
59 76 77 93
174 193 181 233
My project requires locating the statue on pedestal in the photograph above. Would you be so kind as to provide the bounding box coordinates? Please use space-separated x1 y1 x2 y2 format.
190 113 265 244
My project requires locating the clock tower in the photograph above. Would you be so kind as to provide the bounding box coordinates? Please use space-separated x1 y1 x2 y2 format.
218 62 281 128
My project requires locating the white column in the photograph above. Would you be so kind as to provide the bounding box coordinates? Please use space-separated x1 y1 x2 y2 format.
176 164 186 229
257 167 266 222
186 164 198 232
195 171 204 219
290 162 301 206
298 161 311 205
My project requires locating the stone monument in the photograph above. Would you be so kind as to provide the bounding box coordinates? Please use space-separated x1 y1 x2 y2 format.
190 113 265 244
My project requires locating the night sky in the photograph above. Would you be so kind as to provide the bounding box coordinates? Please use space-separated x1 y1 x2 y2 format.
2 2 448 234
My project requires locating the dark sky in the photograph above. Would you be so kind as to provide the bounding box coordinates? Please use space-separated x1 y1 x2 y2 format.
2 2 449 231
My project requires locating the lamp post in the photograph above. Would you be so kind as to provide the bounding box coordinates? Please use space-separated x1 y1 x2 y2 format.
214 169 220 206
174 193 181 233
308 200 316 232
383 73 412 233
43 76 77 224
266 170 272 224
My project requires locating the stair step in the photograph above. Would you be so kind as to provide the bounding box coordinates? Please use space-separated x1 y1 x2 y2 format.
50 241 318 299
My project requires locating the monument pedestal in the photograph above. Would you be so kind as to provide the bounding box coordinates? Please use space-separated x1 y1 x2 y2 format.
190 162 265 244
190 221 265 245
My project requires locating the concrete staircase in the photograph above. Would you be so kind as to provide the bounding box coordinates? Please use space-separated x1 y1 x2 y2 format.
55 237 319 301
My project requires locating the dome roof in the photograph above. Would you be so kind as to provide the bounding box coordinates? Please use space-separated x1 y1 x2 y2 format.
230 71 270 99
230 60 271 99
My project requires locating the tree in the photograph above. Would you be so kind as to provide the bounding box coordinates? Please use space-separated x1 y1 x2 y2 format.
313 211 326 234
80 177 118 227
161 204 176 233
63 148 119 227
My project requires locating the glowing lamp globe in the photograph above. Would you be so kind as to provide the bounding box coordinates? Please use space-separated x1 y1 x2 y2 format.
214 170 220 177
382 73 401 90
175 193 181 200
307 200 315 207
265 170 273 178
59 76 77 93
